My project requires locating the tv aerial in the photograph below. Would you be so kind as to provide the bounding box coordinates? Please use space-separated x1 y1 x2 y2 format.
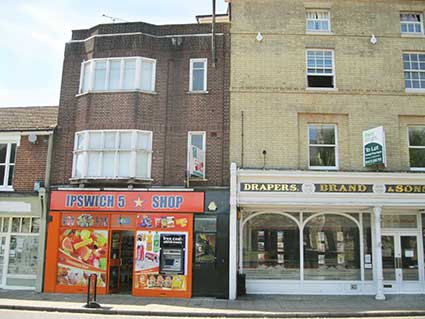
102 14 128 23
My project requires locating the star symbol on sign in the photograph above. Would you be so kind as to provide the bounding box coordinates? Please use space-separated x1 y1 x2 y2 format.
134 196 145 208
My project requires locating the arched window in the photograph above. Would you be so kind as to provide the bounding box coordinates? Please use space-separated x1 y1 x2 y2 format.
303 214 360 280
242 213 300 280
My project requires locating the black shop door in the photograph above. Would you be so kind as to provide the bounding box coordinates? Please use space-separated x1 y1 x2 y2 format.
192 214 229 298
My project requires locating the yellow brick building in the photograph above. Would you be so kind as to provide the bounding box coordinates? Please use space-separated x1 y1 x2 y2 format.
227 0 425 300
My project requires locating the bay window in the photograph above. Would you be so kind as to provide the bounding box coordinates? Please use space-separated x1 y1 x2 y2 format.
79 57 156 94
72 130 152 180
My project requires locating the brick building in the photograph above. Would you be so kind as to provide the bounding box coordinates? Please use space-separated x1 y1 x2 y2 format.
0 106 57 291
227 0 425 299
44 18 230 298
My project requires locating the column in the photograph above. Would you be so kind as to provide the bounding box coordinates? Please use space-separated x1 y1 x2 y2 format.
373 206 385 300
229 162 238 300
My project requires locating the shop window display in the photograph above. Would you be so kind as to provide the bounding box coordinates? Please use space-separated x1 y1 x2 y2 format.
303 214 360 280
0 217 40 288
243 213 300 280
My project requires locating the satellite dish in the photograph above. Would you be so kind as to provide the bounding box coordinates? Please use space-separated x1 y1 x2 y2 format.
28 133 37 144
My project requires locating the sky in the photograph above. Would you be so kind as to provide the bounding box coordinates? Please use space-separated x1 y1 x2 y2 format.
0 0 228 108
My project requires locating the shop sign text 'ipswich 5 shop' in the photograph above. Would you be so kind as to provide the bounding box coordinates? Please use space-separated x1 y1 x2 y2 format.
50 191 204 212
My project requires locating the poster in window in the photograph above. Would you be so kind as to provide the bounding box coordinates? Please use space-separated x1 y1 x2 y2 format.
337 254 345 264
337 242 345 253
56 229 108 287
277 253 284 264
189 145 205 178
337 231 344 242
318 254 325 265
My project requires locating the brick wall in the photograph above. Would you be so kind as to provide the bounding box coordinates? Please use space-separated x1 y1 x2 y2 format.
230 0 425 172
51 23 230 187
14 136 49 192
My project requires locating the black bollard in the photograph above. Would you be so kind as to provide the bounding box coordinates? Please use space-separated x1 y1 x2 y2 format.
85 273 101 308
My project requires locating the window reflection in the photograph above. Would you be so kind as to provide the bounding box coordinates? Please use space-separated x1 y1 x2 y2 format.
303 214 360 280
243 213 300 280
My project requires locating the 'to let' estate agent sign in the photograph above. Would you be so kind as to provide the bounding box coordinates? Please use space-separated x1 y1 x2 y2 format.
363 126 386 167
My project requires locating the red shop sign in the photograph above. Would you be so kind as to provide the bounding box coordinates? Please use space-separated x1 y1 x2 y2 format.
50 191 204 213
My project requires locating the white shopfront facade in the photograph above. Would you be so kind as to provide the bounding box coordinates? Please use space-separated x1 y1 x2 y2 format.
228 164 425 300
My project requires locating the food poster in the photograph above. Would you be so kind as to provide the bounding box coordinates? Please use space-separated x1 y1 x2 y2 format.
56 228 108 288
133 214 191 293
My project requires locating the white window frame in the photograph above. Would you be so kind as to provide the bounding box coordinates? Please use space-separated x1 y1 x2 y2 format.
187 131 206 179
408 126 425 171
189 58 208 92
308 124 339 170
306 49 336 90
403 52 425 92
0 216 40 289
306 9 331 33
78 57 156 94
0 136 18 191
400 13 424 35
71 130 153 180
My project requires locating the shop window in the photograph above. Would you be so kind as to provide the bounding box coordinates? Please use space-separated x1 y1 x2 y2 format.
306 50 335 88
195 217 216 264
190 58 207 92
408 126 425 169
187 131 206 179
362 214 373 280
308 124 338 169
0 143 16 189
400 13 423 34
0 216 40 288
72 130 152 180
381 214 418 228
243 213 300 280
79 57 156 94
303 214 360 280
306 10 331 33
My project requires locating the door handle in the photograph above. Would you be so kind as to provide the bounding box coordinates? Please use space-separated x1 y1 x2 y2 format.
395 257 402 269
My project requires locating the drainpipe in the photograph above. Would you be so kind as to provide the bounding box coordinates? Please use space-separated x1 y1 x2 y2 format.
212 0 217 68
40 130 55 291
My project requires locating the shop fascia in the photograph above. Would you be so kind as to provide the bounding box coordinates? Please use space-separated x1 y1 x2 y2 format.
228 164 425 300
44 189 204 298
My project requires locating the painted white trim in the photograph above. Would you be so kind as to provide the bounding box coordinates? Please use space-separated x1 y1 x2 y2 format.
189 58 208 92
68 32 225 44
400 12 424 36
80 57 156 94
306 49 336 89
229 163 238 300
308 123 339 170
306 9 331 33
72 130 153 180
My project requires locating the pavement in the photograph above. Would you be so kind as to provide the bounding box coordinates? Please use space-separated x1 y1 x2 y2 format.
0 290 425 318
